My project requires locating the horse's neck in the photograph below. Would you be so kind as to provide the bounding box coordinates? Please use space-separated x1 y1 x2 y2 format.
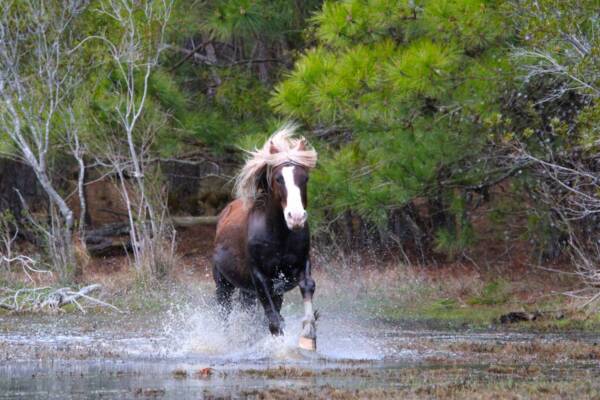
262 197 288 238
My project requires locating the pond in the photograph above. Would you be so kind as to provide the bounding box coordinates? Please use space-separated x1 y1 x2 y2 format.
1 293 600 399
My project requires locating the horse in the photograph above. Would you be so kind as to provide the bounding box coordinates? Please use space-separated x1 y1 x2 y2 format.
212 124 318 350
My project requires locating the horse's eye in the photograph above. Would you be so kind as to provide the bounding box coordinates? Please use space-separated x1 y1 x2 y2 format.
276 176 284 184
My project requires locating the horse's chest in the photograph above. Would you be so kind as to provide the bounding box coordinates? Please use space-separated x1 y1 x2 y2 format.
265 248 300 272
250 239 304 276
263 248 302 293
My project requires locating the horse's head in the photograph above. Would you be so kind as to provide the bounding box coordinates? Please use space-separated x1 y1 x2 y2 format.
269 141 310 231
234 124 316 228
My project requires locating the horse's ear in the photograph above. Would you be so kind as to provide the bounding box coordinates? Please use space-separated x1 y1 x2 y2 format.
296 138 307 151
269 140 280 154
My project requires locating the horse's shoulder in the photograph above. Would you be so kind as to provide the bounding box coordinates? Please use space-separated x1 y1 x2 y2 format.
246 210 270 243
215 199 249 239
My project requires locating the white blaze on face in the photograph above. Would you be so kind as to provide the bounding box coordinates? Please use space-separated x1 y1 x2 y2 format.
281 165 307 230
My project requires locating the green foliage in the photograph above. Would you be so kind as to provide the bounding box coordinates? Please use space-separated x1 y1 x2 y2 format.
434 224 475 259
421 0 505 53
387 39 460 100
511 0 599 146
273 0 513 251
146 0 323 154
513 0 599 73
313 0 416 48
202 0 298 42
150 70 189 118
4 0 597 267
578 102 600 150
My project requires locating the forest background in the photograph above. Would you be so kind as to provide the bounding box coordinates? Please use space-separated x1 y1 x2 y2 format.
0 0 598 318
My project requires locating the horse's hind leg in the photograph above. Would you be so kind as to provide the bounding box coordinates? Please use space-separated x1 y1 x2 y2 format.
213 265 234 316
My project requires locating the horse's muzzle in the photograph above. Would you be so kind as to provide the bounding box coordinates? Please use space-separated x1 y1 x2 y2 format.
285 210 307 231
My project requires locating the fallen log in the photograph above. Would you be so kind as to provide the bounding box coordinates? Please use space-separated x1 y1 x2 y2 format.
85 216 218 238
84 216 218 256
171 215 219 227
499 311 541 324
499 310 565 324
86 222 131 238
86 236 131 257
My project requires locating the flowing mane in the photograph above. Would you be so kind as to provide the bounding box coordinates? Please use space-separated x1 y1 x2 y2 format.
234 123 317 203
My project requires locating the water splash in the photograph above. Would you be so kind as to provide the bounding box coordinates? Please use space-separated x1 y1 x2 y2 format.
161 291 386 363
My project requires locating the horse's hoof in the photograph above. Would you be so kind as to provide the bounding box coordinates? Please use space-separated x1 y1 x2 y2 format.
298 336 316 351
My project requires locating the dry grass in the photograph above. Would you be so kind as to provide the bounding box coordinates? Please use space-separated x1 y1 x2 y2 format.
238 374 600 400
443 339 600 364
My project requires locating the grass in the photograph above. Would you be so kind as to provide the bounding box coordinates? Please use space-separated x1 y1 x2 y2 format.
4 246 600 334
373 286 600 332
236 368 600 400
467 279 511 306
0 268 204 316
322 261 600 332
332 266 516 329
375 298 510 329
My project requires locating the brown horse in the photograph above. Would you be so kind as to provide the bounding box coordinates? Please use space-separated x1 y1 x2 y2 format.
212 125 318 350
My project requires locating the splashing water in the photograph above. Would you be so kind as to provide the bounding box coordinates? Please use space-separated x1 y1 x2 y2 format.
0 280 398 365
160 291 386 363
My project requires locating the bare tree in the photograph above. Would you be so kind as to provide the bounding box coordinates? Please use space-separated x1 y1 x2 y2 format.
85 0 175 276
512 0 599 105
511 0 600 309
0 1 88 279
514 144 600 309
63 110 89 238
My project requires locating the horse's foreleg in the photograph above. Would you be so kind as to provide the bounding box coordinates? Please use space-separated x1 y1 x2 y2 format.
213 266 235 316
298 259 317 351
239 290 257 311
252 269 284 335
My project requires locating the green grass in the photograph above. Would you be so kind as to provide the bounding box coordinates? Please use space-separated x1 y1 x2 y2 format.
375 294 600 332
359 275 600 332
375 298 508 329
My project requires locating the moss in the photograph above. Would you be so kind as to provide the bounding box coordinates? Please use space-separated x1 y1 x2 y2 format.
363 276 600 331
378 294 600 332
60 303 78 313
374 300 505 329
420 301 505 327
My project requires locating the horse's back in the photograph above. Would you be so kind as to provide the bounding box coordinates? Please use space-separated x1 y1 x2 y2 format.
213 199 252 288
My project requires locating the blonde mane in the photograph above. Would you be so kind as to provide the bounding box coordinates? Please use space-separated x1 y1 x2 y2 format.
234 123 318 204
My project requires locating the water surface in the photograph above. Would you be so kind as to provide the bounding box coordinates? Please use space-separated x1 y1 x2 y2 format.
2 296 600 398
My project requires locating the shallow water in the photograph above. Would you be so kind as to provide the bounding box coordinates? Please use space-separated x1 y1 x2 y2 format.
2 294 600 399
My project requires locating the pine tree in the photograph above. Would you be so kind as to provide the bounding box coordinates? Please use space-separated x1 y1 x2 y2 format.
271 0 513 253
